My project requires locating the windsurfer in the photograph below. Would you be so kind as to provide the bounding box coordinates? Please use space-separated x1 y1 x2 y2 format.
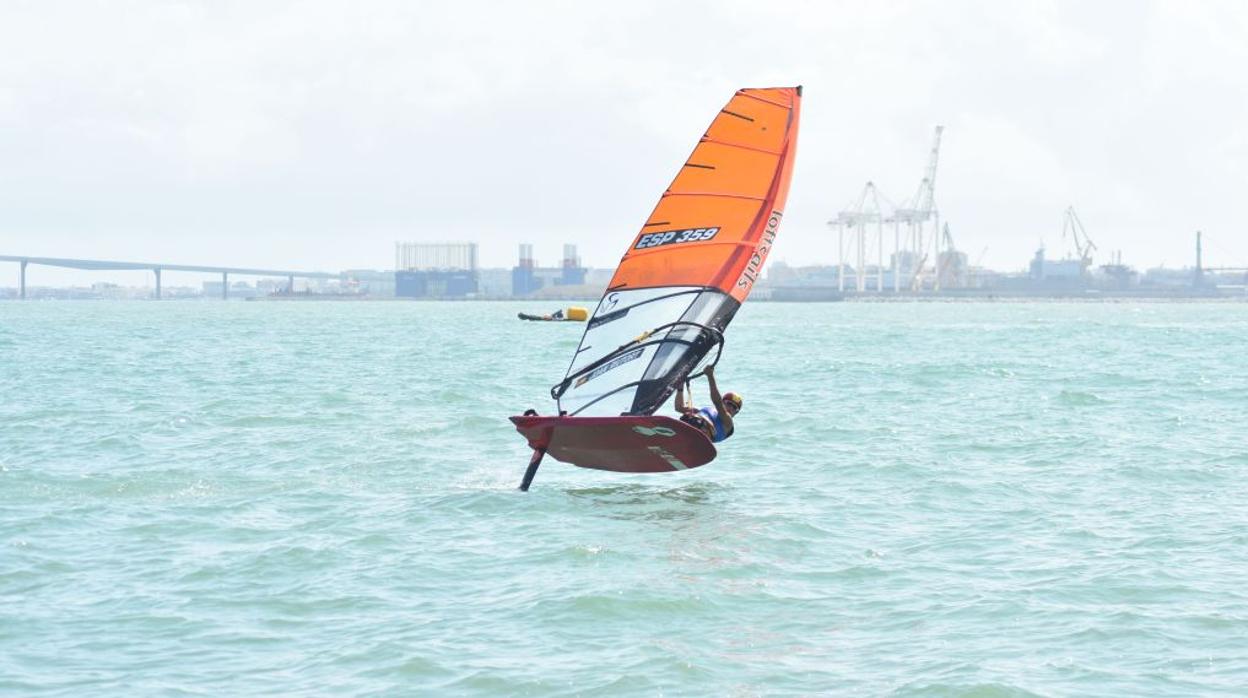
674 365 741 443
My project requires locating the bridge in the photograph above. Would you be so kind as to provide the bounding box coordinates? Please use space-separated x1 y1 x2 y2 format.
1 255 338 300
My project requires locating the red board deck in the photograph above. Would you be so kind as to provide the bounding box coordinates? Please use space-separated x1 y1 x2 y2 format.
510 415 717 473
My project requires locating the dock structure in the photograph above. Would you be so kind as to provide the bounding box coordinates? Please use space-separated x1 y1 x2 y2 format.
1 255 337 300
829 126 946 294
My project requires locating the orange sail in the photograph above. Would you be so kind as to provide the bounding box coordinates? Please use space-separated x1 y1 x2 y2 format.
609 87 801 301
552 86 802 417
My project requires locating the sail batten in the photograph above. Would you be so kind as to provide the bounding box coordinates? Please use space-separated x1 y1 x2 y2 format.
663 192 768 201
698 137 784 156
553 86 802 418
736 91 793 109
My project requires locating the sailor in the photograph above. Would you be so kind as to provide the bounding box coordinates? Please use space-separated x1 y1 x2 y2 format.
673 365 741 443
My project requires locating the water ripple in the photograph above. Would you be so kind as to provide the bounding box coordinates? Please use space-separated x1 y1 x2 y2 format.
2 301 1247 695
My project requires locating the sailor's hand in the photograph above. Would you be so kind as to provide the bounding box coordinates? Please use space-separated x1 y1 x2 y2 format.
704 365 715 377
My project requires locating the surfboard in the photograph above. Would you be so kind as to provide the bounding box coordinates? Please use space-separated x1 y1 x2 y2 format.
511 86 802 489
511 415 717 473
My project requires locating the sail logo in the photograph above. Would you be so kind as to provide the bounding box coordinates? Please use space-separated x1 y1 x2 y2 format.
633 425 676 437
588 306 629 329
574 347 644 387
736 211 782 291
634 227 719 249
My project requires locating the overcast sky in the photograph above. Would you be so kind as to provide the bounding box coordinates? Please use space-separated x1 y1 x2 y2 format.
2 0 1246 287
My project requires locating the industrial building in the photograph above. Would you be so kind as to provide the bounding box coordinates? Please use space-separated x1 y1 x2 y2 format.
511 244 589 298
394 242 479 298
1027 247 1084 285
202 279 264 299
477 268 514 298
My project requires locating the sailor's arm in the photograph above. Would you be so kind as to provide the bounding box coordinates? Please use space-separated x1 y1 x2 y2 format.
706 366 733 431
706 366 725 410
675 383 689 413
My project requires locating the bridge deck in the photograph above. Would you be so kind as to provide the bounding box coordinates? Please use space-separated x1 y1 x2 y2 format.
0 255 336 278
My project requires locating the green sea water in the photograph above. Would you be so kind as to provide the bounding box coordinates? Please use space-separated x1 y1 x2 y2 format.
2 300 1247 696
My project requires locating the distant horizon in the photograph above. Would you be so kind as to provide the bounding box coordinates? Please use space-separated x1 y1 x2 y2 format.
0 247 1230 296
2 223 1239 288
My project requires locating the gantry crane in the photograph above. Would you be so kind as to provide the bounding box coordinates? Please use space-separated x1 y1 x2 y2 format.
892 126 944 291
830 181 892 292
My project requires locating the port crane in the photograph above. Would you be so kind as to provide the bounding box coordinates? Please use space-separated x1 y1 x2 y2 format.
1062 206 1098 273
831 181 891 292
827 125 947 293
893 126 944 291
909 252 928 292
